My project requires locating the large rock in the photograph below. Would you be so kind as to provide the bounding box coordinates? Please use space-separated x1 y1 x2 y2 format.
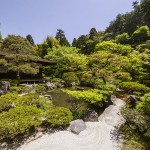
68 119 86 134
0 81 10 95
0 90 4 96
46 82 57 90
127 95 139 108
84 110 99 122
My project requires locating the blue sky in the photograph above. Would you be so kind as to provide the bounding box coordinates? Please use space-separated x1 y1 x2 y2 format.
0 0 137 44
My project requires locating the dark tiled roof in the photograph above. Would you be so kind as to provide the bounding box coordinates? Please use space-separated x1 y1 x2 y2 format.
0 52 57 65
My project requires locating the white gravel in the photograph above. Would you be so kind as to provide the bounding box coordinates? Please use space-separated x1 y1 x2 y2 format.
18 98 125 150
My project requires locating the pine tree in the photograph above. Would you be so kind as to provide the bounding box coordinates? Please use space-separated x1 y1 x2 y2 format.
26 34 35 45
55 29 70 46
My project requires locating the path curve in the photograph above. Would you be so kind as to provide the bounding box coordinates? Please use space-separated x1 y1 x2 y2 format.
18 98 125 150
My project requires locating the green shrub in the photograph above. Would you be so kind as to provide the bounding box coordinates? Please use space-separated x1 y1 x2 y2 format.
9 86 27 94
63 89 105 107
0 106 43 140
137 92 150 115
93 79 116 91
80 72 95 87
45 107 73 127
20 93 53 110
34 85 46 95
0 93 20 112
62 72 79 87
121 107 150 150
120 82 150 94
122 139 146 150
95 41 132 55
121 107 149 135
115 72 132 82
0 79 18 86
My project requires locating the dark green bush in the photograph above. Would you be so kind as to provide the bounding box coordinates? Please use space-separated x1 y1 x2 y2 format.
0 106 43 140
0 93 20 112
120 82 150 94
45 107 73 127
120 107 150 150
121 107 149 136
62 72 79 87
137 92 150 115
80 72 95 87
93 79 116 91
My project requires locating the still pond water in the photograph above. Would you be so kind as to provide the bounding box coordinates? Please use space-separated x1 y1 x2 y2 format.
47 88 104 115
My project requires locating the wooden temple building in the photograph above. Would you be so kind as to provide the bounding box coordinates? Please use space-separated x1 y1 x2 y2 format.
0 52 56 83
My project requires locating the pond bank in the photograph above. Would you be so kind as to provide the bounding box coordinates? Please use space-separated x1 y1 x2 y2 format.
18 98 125 150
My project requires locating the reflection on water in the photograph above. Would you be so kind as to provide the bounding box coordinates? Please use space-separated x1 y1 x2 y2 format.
47 88 104 115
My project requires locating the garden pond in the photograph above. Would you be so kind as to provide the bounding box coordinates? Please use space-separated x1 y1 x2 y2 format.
47 88 105 116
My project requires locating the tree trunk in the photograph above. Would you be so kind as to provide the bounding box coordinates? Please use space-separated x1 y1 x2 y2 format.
16 70 20 86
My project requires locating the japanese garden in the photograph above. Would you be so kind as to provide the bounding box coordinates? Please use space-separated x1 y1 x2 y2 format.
0 0 150 150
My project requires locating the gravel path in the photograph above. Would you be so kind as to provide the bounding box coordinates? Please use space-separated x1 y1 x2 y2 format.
18 98 125 150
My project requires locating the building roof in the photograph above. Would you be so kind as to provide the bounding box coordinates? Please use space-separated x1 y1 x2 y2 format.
0 52 57 65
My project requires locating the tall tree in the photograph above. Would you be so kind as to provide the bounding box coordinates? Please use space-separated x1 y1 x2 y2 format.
0 35 39 83
55 29 70 46
26 34 35 45
141 0 150 27
72 38 77 47
89 28 97 40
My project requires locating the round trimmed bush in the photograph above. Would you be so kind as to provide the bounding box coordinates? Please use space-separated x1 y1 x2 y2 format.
0 106 43 140
46 107 73 127
0 93 20 112
20 93 53 110
120 82 150 94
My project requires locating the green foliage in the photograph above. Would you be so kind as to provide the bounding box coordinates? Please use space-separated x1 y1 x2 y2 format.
0 32 2 40
55 29 70 46
0 106 43 140
63 89 105 107
0 79 18 86
45 46 88 77
35 36 60 58
80 71 95 87
132 26 150 43
34 85 46 95
121 107 149 135
62 72 79 87
137 92 150 115
20 93 53 110
1 35 34 54
0 93 53 113
93 79 116 91
120 106 150 150
95 41 132 55
9 86 24 94
45 107 73 127
26 34 35 45
122 139 147 150
0 93 20 112
115 33 130 44
115 72 132 82
141 0 150 27
120 82 150 94
0 35 39 81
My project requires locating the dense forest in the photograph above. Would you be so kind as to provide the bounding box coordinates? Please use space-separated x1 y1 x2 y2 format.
0 0 150 149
